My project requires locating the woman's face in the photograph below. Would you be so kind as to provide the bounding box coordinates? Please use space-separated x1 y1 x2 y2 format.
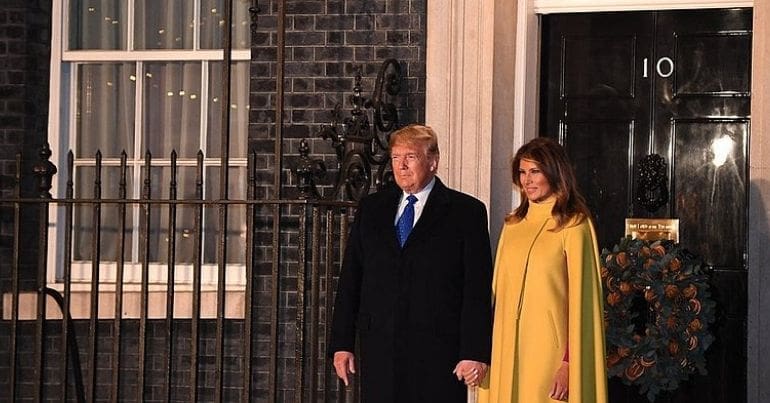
519 159 553 203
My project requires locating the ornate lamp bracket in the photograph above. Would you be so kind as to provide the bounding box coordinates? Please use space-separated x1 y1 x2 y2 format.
315 59 403 201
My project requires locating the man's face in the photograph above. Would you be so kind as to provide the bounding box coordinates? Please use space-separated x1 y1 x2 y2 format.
391 142 438 194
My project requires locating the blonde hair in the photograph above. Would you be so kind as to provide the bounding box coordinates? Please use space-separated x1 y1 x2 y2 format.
389 124 440 155
507 137 591 231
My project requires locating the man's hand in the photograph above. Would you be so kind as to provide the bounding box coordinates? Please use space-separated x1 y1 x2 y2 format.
549 361 569 401
452 360 488 387
333 351 356 386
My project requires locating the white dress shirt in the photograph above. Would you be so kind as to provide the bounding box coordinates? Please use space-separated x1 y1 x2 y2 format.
394 177 436 225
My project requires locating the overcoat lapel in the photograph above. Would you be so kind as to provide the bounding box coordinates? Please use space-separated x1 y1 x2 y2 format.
402 178 450 249
377 185 403 253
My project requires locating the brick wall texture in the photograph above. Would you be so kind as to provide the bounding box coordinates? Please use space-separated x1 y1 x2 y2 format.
0 0 427 402
250 0 426 200
0 1 50 294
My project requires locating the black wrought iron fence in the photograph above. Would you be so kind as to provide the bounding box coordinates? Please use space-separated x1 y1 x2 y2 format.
0 146 360 403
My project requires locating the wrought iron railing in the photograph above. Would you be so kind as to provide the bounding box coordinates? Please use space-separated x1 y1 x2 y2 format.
0 146 358 402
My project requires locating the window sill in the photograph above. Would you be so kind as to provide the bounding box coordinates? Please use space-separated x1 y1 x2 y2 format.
2 286 246 320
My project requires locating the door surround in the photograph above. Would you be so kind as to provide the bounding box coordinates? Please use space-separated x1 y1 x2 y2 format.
534 0 751 13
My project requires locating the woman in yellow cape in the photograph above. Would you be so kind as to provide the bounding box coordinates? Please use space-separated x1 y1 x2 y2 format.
477 137 607 403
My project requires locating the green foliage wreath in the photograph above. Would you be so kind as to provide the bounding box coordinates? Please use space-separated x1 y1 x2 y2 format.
601 237 716 401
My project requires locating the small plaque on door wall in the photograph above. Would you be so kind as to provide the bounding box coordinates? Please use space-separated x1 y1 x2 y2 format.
625 218 679 243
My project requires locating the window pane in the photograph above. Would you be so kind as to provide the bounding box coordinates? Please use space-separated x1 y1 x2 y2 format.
143 62 202 159
134 0 194 49
76 63 136 158
200 0 252 50
140 167 200 264
68 0 128 50
207 62 249 158
73 167 134 262
204 167 247 264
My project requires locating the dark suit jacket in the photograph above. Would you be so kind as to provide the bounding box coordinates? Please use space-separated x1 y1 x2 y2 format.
329 178 493 403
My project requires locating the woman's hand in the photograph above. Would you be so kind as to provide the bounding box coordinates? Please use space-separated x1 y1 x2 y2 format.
549 361 569 401
453 360 488 387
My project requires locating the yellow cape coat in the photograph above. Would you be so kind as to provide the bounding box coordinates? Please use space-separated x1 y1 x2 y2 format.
478 197 607 403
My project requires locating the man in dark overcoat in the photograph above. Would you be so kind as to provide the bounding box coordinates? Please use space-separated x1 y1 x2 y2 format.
329 124 493 403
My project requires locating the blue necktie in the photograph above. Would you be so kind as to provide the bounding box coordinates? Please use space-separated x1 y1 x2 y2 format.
396 195 418 247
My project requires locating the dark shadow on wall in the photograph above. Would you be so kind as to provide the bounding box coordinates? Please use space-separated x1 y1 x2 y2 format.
747 179 770 403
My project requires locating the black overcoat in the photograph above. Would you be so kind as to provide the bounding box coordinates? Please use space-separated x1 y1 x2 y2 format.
329 178 493 403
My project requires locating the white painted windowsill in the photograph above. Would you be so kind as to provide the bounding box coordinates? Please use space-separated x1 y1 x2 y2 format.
2 286 246 320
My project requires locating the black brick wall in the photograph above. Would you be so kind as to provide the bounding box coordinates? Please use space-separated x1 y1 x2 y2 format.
0 320 248 402
250 0 426 200
0 1 51 292
0 0 50 194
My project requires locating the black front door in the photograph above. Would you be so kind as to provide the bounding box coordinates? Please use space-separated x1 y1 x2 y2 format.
541 8 751 403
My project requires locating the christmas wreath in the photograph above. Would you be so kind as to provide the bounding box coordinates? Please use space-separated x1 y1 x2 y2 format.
601 237 716 401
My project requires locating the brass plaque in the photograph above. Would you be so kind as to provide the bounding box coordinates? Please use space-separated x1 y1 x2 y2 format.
624 218 679 243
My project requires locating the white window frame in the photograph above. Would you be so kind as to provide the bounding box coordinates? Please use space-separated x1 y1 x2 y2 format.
46 0 252 296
